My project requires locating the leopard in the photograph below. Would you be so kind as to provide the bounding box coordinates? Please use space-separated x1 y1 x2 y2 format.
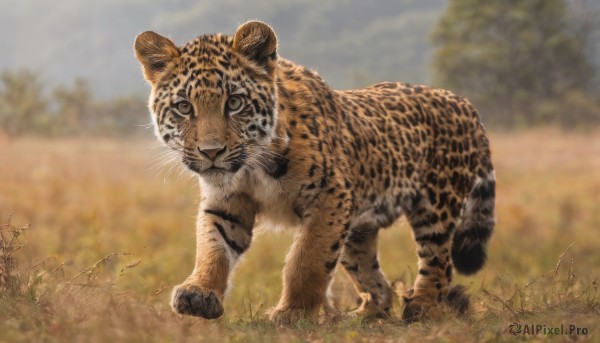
133 20 495 324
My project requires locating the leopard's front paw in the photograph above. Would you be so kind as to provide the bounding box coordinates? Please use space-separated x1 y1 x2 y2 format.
170 284 224 319
266 306 315 326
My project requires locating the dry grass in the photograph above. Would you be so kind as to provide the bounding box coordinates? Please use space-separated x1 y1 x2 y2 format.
1 129 599 342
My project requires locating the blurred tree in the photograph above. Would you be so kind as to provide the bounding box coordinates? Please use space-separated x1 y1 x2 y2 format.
0 69 48 136
0 69 149 137
432 0 599 127
52 78 93 135
99 96 149 136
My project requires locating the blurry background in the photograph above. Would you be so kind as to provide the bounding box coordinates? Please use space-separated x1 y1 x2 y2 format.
1 1 600 341
1 0 599 136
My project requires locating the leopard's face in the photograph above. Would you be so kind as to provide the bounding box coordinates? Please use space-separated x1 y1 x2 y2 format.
135 23 279 183
149 40 278 180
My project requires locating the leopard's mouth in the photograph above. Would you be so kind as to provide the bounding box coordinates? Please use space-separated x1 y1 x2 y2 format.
181 157 229 175
180 149 247 176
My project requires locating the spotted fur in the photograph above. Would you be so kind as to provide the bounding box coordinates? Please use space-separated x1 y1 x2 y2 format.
134 21 495 324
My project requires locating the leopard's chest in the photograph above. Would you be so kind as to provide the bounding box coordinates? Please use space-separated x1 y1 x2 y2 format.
242 169 302 233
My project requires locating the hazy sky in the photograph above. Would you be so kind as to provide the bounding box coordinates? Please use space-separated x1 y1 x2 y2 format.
0 0 446 98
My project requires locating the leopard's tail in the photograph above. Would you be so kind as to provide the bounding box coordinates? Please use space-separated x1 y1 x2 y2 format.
452 123 495 275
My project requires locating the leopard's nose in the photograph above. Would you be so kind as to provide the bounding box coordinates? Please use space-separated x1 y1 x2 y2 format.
199 145 226 161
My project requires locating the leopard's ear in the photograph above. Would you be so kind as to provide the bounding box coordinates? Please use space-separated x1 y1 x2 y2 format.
134 31 180 85
233 21 278 74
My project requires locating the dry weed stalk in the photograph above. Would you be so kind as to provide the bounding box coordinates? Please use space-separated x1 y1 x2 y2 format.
477 241 599 323
0 213 29 293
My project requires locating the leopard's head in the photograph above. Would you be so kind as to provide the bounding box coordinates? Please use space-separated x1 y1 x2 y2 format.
134 21 279 183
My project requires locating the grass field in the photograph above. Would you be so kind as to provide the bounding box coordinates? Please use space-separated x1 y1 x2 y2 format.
1 129 599 342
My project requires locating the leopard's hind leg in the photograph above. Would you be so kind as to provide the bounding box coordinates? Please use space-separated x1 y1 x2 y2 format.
401 188 461 323
402 170 495 322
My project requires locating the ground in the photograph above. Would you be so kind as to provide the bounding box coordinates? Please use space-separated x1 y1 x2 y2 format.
1 129 599 342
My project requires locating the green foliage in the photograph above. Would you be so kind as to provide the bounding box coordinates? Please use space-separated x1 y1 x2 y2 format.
53 78 94 135
0 69 148 137
432 0 600 128
0 69 48 135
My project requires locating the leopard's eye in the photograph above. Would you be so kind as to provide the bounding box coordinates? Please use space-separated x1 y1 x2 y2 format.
226 96 243 113
176 101 193 115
